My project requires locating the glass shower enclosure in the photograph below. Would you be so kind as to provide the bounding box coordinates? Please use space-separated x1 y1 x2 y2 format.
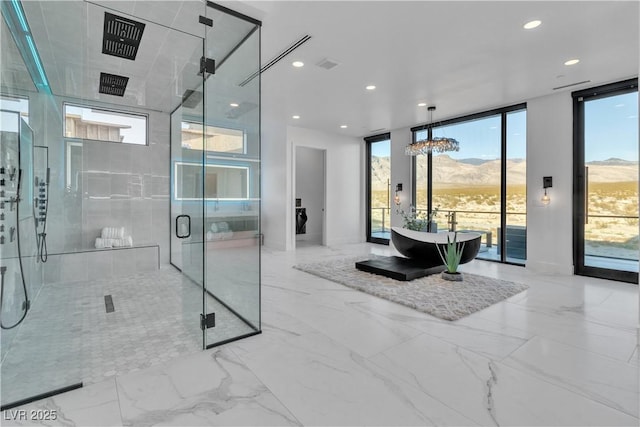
1 0 261 411
170 4 261 349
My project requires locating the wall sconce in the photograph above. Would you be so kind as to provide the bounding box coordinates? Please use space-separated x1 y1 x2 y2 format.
394 183 403 205
541 176 552 205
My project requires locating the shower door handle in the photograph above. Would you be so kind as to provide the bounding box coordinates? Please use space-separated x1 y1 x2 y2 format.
176 215 191 239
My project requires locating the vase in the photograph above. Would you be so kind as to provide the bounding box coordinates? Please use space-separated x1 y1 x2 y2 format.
441 271 463 281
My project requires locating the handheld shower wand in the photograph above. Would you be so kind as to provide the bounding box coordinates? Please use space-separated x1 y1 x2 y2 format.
1 168 30 330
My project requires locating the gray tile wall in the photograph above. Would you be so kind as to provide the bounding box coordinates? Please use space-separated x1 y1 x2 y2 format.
29 94 171 277
41 246 160 284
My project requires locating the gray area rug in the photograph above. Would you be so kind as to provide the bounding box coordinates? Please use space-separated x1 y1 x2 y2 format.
294 256 529 321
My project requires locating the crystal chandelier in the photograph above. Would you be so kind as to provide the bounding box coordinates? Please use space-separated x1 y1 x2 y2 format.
405 106 460 155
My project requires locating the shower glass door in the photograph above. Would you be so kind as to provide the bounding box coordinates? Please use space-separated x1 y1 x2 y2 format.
171 32 207 347
202 5 261 348
171 3 261 349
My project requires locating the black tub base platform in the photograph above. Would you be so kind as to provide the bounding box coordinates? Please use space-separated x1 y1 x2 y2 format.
355 256 445 281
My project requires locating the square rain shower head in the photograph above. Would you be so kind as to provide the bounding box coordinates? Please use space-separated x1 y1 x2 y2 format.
99 72 129 96
102 12 145 60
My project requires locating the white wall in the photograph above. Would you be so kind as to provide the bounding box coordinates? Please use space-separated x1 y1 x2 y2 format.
295 146 324 244
526 92 574 274
287 126 363 249
390 127 413 228
261 88 290 250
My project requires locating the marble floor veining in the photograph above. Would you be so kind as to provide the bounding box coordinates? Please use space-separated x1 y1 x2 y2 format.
1 242 638 426
0 266 255 406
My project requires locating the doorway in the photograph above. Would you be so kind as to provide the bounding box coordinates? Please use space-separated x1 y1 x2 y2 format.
573 79 638 283
294 146 326 248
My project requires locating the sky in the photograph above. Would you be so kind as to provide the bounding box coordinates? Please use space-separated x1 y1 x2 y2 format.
372 110 527 160
585 91 638 162
371 95 638 162
3 91 638 161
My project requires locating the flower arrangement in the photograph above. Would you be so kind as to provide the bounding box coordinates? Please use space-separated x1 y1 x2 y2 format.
398 205 439 231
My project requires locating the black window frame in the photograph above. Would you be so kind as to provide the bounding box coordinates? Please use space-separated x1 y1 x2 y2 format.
572 78 639 284
410 103 527 265
365 132 391 245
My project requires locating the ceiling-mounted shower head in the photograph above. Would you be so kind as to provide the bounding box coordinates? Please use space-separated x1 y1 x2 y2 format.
102 12 146 60
99 72 129 97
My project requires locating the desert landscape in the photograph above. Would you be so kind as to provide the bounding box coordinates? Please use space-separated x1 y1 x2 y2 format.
371 155 638 259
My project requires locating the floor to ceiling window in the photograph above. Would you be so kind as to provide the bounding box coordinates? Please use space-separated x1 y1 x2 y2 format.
366 133 391 244
573 79 638 284
411 104 526 264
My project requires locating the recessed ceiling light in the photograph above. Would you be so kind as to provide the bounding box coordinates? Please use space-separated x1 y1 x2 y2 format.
366 85 376 90
523 20 541 30
417 102 427 107
292 115 300 119
564 59 580 66
230 103 239 107
340 125 348 129
292 61 304 68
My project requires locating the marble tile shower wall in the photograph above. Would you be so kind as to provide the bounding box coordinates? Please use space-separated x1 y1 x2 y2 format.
28 95 171 282
78 130 170 252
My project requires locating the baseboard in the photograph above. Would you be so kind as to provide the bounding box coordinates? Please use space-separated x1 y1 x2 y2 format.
525 260 574 276
296 233 322 242
327 236 364 246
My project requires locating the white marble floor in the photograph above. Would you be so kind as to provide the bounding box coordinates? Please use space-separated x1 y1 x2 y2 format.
0 267 255 406
2 243 638 426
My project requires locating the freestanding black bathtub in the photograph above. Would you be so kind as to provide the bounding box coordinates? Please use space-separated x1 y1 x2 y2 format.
391 227 482 268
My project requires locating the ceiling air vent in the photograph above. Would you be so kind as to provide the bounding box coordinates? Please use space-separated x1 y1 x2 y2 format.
316 58 339 70
552 80 591 90
239 35 312 87
102 12 146 60
99 72 129 97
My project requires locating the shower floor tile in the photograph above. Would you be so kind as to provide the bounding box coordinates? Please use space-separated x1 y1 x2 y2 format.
1 266 255 407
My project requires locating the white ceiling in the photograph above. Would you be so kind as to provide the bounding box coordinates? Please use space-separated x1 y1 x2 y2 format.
231 0 639 137
6 1 639 134
15 0 257 114
1 16 36 92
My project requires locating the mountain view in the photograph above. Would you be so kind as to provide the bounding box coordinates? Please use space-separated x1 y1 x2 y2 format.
371 155 638 252
373 155 638 190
